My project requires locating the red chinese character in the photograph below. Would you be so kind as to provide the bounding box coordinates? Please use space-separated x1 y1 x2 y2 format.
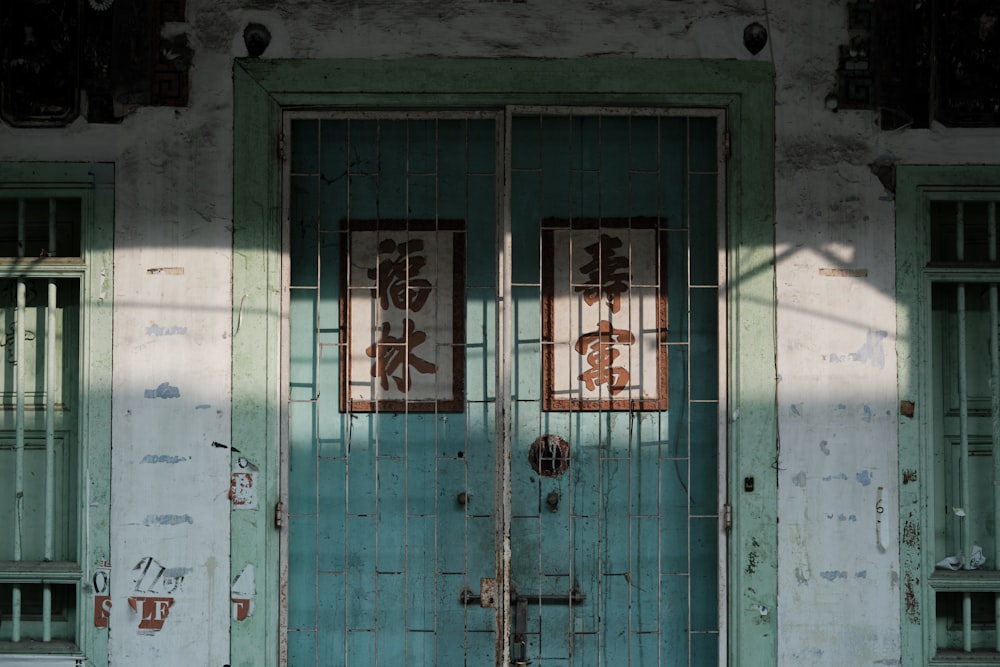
575 234 630 314
367 238 432 312
575 320 635 395
366 319 438 391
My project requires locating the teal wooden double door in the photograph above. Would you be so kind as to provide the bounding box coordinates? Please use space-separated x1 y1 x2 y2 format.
284 109 724 666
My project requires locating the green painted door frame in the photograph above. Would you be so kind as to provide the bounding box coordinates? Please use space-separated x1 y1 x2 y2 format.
232 57 776 667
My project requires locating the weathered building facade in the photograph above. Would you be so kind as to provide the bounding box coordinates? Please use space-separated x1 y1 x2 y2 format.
0 1 998 665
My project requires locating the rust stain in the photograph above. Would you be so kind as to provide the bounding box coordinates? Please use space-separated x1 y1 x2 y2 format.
902 469 918 485
900 400 915 418
146 267 185 275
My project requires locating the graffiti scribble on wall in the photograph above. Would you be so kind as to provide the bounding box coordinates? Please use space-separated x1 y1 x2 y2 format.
128 556 186 633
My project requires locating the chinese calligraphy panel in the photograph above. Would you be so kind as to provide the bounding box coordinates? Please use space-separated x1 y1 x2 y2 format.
342 220 465 412
542 218 667 411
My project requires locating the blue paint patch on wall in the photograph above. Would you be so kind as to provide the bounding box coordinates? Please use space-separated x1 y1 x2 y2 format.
856 570 867 578
822 473 848 481
141 454 191 464
792 471 807 487
820 570 847 581
145 382 180 399
143 514 194 526
195 404 211 410
857 470 873 486
828 329 888 367
146 323 189 336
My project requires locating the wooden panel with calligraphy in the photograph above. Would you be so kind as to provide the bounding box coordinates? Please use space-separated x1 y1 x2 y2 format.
542 218 667 411
341 220 465 413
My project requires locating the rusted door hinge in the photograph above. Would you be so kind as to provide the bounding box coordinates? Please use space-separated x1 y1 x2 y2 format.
275 500 284 529
724 503 733 531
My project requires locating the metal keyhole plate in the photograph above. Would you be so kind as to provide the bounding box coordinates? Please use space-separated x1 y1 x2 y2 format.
528 434 570 477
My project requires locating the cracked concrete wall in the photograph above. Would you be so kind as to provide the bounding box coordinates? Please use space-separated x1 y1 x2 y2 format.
2 0 998 664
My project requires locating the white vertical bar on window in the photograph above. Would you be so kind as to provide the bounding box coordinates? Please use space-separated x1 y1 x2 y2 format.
42 278 57 642
11 199 27 643
12 277 26 642
955 202 973 652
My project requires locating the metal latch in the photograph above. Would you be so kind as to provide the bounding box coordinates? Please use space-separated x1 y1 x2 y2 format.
460 583 586 665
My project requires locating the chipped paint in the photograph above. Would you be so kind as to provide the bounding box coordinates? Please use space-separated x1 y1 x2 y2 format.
902 469 918 484
902 519 920 549
92 560 112 628
128 556 185 634
143 514 194 526
856 470 872 486
140 454 191 464
904 571 921 623
144 382 181 398
145 322 189 336
145 266 185 275
230 457 259 509
128 596 175 632
827 329 888 367
820 570 847 581
746 537 761 575
791 471 807 487
818 267 868 277
231 564 256 621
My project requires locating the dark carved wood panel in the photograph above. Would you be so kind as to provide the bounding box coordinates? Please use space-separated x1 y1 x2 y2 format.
937 0 1000 126
1 0 188 126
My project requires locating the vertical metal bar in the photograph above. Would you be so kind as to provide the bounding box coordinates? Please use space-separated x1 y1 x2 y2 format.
955 202 972 652
42 278 57 642
496 107 513 667
714 111 730 667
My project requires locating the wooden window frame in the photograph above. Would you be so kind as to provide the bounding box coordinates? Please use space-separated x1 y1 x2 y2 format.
0 163 113 664
897 166 1000 665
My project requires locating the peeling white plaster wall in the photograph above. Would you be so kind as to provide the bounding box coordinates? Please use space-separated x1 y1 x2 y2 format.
3 0 1000 664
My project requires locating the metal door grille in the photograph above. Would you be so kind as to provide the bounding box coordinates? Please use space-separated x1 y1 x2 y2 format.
283 108 726 666
506 109 725 666
0 196 81 650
